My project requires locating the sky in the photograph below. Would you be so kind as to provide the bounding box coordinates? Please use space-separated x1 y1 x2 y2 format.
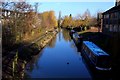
4 0 115 18
35 2 115 18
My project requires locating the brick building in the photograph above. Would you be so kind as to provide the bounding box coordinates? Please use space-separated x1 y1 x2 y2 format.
102 0 120 33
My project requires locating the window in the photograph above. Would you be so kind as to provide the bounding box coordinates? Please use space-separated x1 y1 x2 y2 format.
91 53 97 64
5 11 7 16
106 25 109 28
114 25 118 32
109 25 112 32
104 14 109 19
106 14 109 18
8 11 10 15
114 12 118 18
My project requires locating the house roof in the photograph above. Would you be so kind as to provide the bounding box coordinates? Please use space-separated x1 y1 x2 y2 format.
103 5 120 14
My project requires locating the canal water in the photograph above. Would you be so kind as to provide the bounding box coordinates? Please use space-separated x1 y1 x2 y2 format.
25 29 92 79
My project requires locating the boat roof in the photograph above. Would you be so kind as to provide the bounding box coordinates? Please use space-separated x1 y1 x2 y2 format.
83 41 109 56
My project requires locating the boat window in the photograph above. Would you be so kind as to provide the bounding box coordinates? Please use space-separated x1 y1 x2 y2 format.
90 53 97 64
82 45 85 49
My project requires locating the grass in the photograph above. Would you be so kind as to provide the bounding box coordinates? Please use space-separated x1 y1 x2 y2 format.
78 30 90 34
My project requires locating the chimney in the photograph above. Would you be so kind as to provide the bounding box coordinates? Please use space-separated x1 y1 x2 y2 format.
116 0 120 6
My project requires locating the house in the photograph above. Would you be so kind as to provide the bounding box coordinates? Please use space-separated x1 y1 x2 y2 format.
102 0 120 33
97 13 103 32
102 1 120 64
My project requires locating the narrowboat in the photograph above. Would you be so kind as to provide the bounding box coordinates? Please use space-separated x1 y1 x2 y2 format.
81 41 111 71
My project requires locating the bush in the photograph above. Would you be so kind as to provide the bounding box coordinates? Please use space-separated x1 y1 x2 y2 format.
18 43 40 61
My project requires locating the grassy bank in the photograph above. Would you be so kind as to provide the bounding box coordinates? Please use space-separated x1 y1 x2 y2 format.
18 31 57 61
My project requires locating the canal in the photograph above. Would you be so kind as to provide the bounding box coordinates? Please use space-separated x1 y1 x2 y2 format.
25 29 92 79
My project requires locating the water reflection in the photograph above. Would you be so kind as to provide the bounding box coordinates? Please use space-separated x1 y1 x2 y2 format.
25 49 44 72
25 29 91 78
58 28 62 41
62 29 72 42
47 35 57 48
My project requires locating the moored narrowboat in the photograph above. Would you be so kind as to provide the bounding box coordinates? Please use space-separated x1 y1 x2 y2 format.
81 41 111 71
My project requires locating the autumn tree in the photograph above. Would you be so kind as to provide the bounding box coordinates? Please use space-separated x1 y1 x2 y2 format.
61 9 92 29
40 11 57 31
61 14 73 28
61 16 69 28
2 1 57 54
48 11 57 29
2 2 41 47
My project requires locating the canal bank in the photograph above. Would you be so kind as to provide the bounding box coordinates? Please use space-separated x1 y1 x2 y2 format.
2 30 58 79
24 29 91 79
2 29 112 79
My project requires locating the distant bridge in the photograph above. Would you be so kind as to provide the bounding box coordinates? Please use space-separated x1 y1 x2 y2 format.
1 8 32 20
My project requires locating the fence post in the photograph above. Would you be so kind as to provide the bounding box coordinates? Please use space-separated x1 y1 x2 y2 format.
12 51 18 76
12 61 15 76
